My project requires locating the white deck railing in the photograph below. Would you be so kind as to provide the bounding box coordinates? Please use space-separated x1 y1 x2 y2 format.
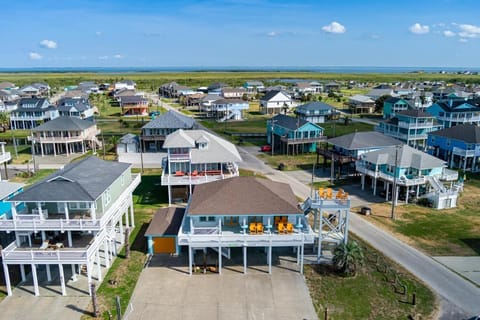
161 172 238 186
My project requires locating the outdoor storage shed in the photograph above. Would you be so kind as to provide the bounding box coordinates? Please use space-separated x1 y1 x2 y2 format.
145 207 185 254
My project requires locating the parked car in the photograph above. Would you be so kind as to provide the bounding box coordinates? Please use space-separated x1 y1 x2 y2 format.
260 145 272 152
149 111 160 117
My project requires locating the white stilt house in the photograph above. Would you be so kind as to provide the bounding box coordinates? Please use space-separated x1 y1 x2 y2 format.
161 129 242 205
0 156 141 296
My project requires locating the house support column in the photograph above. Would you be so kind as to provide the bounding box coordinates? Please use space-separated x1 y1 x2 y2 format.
96 250 102 281
416 184 420 198
20 264 26 282
167 185 172 206
243 245 247 274
395 185 399 206
53 143 56 156
119 219 124 244
71 265 77 282
188 245 192 275
104 241 110 268
59 264 66 296
405 186 409 204
268 244 272 274
361 174 365 190
3 262 12 296
46 264 52 282
385 183 389 201
130 195 135 228
373 177 377 196
40 143 44 157
218 244 222 275
125 208 130 229
67 231 72 247
300 244 304 275
31 264 39 296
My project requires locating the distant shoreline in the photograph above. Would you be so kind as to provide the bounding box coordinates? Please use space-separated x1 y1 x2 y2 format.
1 66 480 74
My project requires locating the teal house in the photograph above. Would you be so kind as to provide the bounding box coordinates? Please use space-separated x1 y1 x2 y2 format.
376 109 442 149
267 114 325 154
383 97 411 119
426 98 480 128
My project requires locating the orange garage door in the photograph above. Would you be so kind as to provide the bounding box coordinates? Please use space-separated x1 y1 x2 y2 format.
153 237 176 254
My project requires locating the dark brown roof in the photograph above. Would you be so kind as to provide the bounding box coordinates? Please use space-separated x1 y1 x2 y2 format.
187 177 301 216
144 207 185 236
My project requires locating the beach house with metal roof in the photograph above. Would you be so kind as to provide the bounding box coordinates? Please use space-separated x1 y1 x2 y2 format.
161 129 242 204
427 98 480 128
10 98 59 130
295 101 337 124
260 90 293 114
0 156 141 296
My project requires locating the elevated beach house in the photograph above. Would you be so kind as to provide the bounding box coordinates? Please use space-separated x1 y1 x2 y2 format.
260 90 294 114
140 110 196 152
161 129 242 204
426 98 480 128
427 124 480 172
0 157 141 296
376 109 442 149
356 144 459 209
267 114 325 155
169 176 351 273
295 101 338 124
30 117 102 156
10 98 59 130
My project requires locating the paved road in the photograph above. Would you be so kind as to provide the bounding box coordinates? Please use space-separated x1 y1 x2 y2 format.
138 96 480 318
235 146 480 318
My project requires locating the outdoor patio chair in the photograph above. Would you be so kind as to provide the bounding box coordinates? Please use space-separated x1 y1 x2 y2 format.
277 223 286 234
192 170 198 176
336 189 344 199
256 222 264 234
286 223 294 233
249 222 257 234
326 188 333 200
175 171 184 176
274 216 280 226
319 187 324 198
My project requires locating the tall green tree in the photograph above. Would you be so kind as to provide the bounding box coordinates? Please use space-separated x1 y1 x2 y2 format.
332 240 364 276
375 94 392 113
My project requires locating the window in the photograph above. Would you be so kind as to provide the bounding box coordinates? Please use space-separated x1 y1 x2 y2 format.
103 188 112 207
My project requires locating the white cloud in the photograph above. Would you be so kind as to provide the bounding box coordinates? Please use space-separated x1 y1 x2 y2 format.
322 21 346 34
458 24 480 38
443 30 456 37
29 52 42 60
459 38 468 43
266 31 278 37
98 56 109 60
409 23 429 34
113 54 124 59
96 31 102 36
40 39 57 49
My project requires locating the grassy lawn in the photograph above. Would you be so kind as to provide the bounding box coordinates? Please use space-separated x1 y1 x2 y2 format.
258 153 319 171
82 169 168 319
360 181 480 256
321 121 374 138
306 236 437 320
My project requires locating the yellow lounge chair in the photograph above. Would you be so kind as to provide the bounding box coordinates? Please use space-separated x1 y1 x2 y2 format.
256 222 264 234
319 187 324 198
249 222 256 234
278 223 285 234
286 223 294 233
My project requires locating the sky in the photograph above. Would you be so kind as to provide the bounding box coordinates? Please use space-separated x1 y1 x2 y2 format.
1 0 480 68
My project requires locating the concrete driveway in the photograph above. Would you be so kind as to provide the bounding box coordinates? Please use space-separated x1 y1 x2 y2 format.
127 253 318 320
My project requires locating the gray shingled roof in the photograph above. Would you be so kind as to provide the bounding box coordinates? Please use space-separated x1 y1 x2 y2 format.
187 177 300 216
145 207 185 236
142 110 195 130
0 181 24 200
120 133 139 144
328 131 403 150
33 117 95 132
361 144 445 170
163 129 242 163
349 95 374 103
430 124 480 144
261 90 291 102
272 114 309 130
296 102 335 113
10 157 131 202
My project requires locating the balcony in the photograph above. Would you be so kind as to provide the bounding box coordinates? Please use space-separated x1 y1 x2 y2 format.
178 217 315 248
168 153 190 161
356 163 427 186
280 135 326 145
161 170 238 186
452 147 480 157
397 121 435 129
438 168 458 181
0 151 11 163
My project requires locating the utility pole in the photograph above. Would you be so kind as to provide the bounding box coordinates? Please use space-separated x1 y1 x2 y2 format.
271 119 277 156
310 162 316 197
391 145 400 220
